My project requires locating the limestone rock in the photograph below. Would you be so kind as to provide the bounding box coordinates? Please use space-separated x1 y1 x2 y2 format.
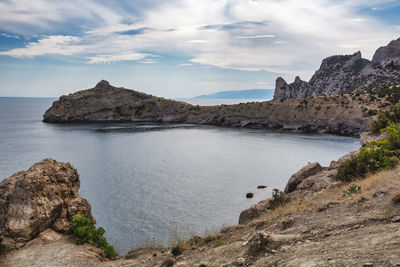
284 162 323 193
0 158 94 251
273 37 400 100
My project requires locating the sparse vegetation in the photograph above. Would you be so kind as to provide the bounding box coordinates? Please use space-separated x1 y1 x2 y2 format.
67 215 118 259
269 189 289 209
342 185 361 197
171 244 183 257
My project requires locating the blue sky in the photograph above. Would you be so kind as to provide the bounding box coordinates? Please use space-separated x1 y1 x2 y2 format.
0 0 399 98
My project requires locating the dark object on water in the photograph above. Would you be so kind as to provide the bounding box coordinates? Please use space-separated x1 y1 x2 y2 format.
257 185 267 189
246 192 254 198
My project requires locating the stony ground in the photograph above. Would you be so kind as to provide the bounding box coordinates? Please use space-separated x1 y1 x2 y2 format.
2 166 400 267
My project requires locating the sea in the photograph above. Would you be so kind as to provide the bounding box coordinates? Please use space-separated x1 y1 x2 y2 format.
0 97 360 253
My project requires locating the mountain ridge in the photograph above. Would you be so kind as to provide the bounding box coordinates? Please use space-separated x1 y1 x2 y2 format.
274 37 400 100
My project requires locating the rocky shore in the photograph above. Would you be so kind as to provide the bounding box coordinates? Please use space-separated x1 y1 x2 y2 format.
43 79 387 136
2 138 400 266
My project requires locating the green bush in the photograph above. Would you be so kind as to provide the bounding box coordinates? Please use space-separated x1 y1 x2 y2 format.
342 185 361 197
171 244 183 257
370 104 400 133
269 189 289 209
336 123 400 182
67 215 118 259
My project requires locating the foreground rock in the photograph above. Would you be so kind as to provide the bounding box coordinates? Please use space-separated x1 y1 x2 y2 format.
274 37 400 99
0 158 94 251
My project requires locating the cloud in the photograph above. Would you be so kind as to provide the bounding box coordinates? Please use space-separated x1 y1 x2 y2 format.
0 35 85 57
187 40 209 43
0 33 20 39
178 63 193 67
0 0 399 80
86 53 151 64
235 35 275 39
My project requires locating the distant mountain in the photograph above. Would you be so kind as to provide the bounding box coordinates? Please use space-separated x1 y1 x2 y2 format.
194 89 274 99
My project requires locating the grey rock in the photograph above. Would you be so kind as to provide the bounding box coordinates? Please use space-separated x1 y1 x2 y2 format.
392 216 400 223
284 162 323 193
274 37 400 99
238 207 261 225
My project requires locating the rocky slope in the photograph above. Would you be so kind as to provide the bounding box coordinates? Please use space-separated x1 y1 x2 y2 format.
0 158 94 251
43 80 390 136
274 37 400 100
2 154 400 266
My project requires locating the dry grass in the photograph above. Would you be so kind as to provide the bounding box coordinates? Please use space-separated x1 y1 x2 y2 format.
250 165 400 225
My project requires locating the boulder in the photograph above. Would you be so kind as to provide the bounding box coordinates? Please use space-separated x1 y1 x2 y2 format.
284 162 323 193
238 207 262 225
0 158 94 251
246 193 254 198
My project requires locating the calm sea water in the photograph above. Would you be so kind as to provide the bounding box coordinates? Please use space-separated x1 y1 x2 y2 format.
0 97 360 253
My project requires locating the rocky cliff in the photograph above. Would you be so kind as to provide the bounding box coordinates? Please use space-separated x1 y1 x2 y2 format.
43 80 391 136
274 37 400 99
0 158 94 251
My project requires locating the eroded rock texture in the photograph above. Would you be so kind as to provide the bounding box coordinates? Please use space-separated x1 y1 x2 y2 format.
0 158 94 250
274 37 400 99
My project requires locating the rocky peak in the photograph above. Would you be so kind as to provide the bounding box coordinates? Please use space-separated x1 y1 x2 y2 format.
95 80 110 89
273 37 400 99
372 37 400 65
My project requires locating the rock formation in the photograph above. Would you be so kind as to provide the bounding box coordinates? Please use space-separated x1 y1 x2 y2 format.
43 80 385 136
0 158 94 251
274 37 400 99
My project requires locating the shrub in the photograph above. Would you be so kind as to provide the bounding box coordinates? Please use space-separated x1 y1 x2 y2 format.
203 235 217 243
67 215 118 259
269 189 289 209
370 104 400 133
171 244 183 257
342 185 361 197
336 123 400 182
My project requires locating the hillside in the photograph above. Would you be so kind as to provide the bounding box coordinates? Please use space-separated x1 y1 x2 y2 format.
274 37 400 100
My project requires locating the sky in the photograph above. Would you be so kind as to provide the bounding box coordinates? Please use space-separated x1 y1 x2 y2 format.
0 0 400 98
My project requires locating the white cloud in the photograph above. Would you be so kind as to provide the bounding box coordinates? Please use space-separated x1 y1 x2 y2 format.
235 35 275 39
0 0 399 80
178 63 193 67
0 33 20 39
187 40 209 43
0 35 85 57
86 53 150 64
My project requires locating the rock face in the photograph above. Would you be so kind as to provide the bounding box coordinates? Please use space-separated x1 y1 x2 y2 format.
0 158 94 250
43 80 191 123
274 37 400 99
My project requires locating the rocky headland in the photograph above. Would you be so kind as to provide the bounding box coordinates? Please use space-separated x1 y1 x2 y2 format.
43 79 394 136
273 37 400 100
